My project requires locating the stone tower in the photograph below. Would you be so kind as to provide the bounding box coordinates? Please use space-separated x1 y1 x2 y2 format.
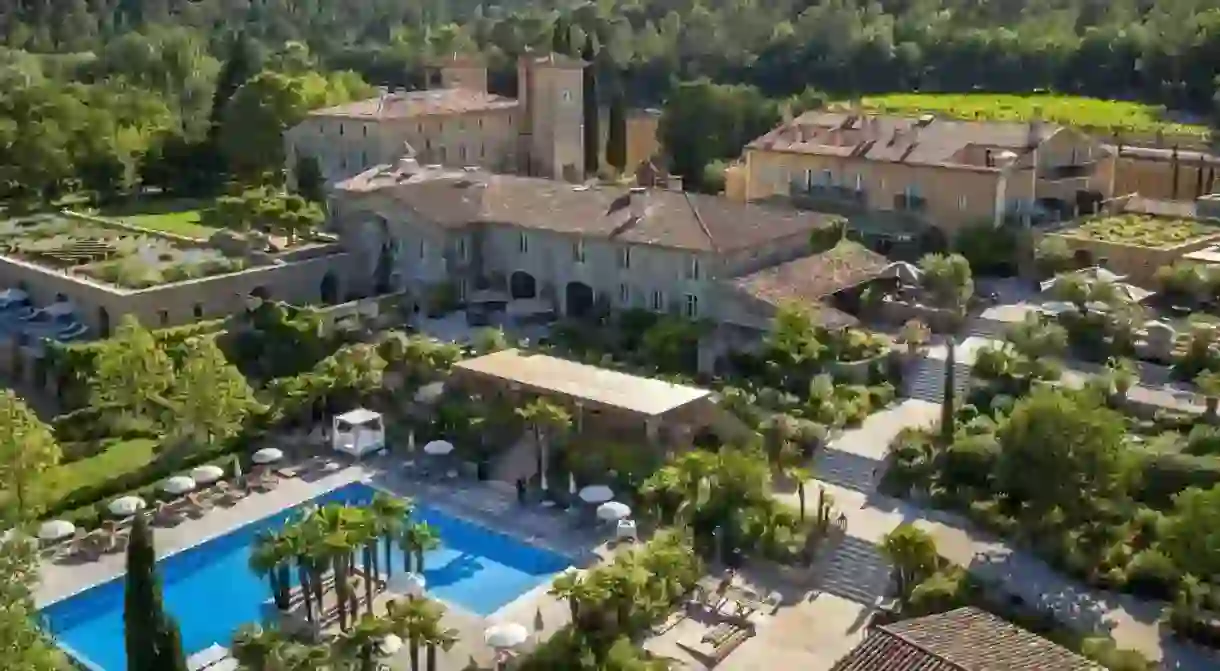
434 53 487 92
517 52 586 182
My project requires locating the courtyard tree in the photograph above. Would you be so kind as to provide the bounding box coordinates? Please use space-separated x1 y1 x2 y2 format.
516 398 572 491
274 193 325 245
1006 313 1068 380
124 514 188 671
763 303 825 391
169 336 259 451
582 33 599 176
0 528 62 671
996 388 1129 524
1195 369 1220 420
917 253 974 316
898 319 931 356
386 596 448 671
881 524 940 602
90 315 173 430
293 154 326 204
1160 485 1220 583
1105 357 1139 401
0 390 61 519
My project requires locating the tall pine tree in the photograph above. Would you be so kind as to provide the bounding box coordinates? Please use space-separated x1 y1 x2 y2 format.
582 34 599 177
208 31 258 142
605 73 628 175
124 514 187 671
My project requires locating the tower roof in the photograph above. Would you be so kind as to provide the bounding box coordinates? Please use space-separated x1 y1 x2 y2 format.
520 51 587 70
433 52 486 68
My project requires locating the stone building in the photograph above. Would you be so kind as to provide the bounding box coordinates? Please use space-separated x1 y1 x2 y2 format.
284 53 587 185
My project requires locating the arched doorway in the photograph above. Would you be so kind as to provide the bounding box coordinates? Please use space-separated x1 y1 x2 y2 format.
320 272 339 304
97 307 110 338
565 282 594 318
510 271 537 299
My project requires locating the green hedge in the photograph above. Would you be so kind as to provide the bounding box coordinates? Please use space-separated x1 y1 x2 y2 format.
1133 451 1220 508
46 428 265 528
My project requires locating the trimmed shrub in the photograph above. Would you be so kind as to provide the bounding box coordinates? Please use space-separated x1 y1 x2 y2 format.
1133 452 1220 508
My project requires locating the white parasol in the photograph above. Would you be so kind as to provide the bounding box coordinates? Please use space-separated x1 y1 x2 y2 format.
484 623 529 649
377 634 403 656
578 485 613 504
160 475 196 496
251 447 284 465
423 440 454 456
108 495 146 517
38 520 76 542
191 465 225 485
596 501 632 522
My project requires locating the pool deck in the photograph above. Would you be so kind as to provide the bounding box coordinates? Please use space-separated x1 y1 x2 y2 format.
36 461 616 670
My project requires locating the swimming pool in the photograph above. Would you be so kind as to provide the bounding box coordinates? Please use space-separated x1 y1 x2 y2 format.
41 482 573 671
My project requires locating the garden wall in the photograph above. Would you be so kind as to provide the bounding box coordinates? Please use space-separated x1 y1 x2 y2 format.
1037 228 1220 286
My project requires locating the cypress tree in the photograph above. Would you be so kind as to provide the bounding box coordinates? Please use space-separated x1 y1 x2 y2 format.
124 514 161 671
551 17 570 55
605 74 628 174
941 342 956 443
582 34 599 177
124 514 188 671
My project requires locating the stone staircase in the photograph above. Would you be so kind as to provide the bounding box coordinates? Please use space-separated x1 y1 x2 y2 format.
812 534 894 606
903 355 972 403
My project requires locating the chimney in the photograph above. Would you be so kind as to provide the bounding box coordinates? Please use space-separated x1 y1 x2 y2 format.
629 186 649 220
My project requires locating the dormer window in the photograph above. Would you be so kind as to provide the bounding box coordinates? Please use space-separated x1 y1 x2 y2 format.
572 238 585 263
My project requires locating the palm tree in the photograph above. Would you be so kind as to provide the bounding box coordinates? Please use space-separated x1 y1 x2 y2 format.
400 521 440 574
280 523 314 624
310 504 361 630
232 624 330 671
515 398 572 491
549 571 583 622
422 619 459 671
880 523 939 602
387 597 444 671
332 613 393 671
782 465 812 522
249 530 290 611
371 492 412 580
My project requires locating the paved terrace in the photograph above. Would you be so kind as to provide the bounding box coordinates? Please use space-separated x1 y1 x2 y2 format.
37 459 615 670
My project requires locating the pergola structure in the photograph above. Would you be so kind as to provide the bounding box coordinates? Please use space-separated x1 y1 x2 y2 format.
451 349 750 447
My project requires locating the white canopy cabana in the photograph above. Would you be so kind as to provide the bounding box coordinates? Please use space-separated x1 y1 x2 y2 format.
332 408 385 458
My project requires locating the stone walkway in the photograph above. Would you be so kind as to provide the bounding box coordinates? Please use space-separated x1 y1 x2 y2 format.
777 399 1218 670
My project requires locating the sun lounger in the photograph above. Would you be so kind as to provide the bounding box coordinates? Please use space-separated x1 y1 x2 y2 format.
701 621 737 645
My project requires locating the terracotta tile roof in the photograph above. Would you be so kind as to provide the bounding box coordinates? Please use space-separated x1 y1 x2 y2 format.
832 608 1104 671
336 166 841 252
748 111 1064 170
309 88 517 120
731 241 888 308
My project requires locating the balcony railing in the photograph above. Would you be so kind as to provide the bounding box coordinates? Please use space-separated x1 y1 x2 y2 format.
893 194 928 212
789 185 867 214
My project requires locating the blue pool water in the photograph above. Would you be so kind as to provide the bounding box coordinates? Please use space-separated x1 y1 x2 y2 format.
41 482 573 671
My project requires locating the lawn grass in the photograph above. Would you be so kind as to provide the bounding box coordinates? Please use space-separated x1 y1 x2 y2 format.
838 93 1210 140
98 198 219 239
44 437 159 505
